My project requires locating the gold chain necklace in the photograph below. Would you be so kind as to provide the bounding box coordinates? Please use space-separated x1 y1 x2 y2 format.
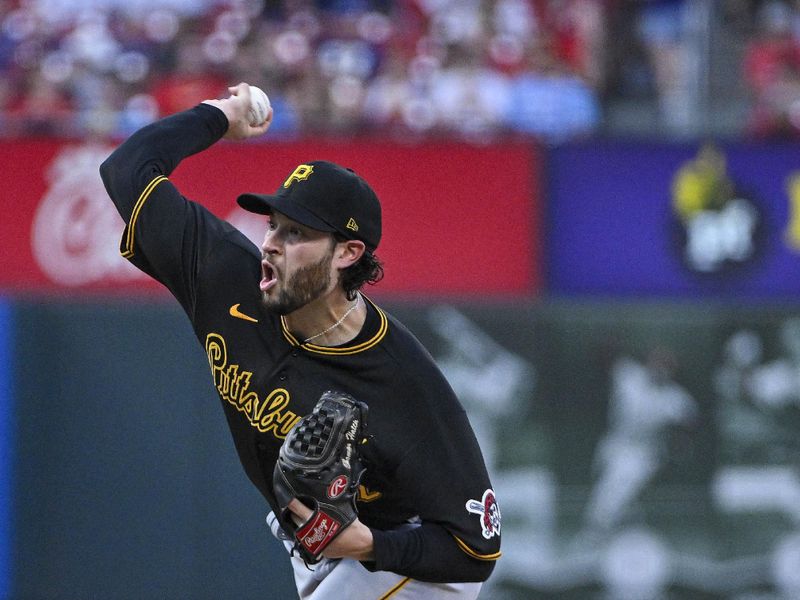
303 294 361 344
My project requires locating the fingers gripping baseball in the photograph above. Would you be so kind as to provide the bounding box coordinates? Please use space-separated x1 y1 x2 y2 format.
202 82 272 140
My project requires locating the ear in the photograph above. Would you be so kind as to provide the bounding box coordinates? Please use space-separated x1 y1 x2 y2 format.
334 239 366 270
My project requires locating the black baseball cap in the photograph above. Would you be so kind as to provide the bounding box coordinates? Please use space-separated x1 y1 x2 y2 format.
237 161 382 251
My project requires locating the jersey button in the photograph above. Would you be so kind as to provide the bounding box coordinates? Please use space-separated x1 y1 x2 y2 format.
279 371 287 381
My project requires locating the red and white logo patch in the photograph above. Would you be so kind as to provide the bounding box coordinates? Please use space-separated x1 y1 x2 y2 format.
297 511 341 555
465 489 501 539
327 475 348 499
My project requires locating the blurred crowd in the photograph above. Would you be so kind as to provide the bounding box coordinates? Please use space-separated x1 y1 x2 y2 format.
742 0 800 137
2 0 800 143
0 0 603 142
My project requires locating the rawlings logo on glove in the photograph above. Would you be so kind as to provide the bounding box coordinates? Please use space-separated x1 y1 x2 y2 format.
272 390 369 564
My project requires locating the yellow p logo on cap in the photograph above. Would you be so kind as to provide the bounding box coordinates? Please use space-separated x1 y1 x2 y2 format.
283 164 314 188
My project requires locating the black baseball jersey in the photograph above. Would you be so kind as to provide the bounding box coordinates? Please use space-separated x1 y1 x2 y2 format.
100 104 501 582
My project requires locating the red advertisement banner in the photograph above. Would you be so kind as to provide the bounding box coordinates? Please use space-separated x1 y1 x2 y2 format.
1 138 539 298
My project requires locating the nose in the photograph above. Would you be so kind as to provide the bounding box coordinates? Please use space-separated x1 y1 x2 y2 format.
261 228 280 256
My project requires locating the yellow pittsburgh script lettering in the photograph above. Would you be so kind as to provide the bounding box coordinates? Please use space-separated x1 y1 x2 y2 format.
205 333 300 438
256 389 301 437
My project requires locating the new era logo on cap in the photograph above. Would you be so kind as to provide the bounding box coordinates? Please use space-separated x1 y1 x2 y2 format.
237 161 382 251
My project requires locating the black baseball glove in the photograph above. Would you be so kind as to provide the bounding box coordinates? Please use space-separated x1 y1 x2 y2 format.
273 390 370 565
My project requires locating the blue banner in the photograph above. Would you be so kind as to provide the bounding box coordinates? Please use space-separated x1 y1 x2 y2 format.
547 141 800 298
0 300 11 600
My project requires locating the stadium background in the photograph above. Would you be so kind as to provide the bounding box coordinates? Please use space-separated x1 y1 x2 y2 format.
2 0 800 598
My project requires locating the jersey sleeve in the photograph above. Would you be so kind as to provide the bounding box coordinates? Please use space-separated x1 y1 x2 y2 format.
99 104 241 313
368 378 501 582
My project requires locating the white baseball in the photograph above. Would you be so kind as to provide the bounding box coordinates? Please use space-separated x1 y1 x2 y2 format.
247 85 271 126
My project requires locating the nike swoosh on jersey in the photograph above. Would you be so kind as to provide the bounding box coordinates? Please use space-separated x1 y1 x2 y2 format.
229 303 259 323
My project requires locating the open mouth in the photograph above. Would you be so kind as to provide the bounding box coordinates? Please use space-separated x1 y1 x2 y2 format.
260 262 277 292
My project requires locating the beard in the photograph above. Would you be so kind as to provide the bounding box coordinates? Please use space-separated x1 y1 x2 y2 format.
260 250 333 315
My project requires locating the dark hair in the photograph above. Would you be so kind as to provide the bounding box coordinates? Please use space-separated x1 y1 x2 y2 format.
334 234 384 300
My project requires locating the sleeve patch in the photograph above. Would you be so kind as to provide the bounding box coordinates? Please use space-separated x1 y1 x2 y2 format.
465 488 501 540
453 488 502 562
